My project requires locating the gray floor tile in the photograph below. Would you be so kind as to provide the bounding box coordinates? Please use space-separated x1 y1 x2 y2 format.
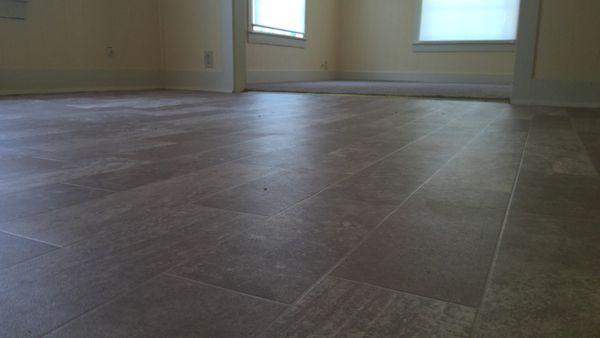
0 183 111 223
0 162 278 246
0 211 249 337
333 184 510 306
262 276 476 338
474 212 600 337
170 216 343 304
200 168 347 216
46 274 286 338
432 152 522 193
0 232 57 270
269 194 396 253
1 90 596 336
512 171 600 219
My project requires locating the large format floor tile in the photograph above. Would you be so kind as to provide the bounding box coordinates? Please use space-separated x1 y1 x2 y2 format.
0 183 112 222
170 216 343 304
0 209 248 337
200 168 347 216
0 162 277 246
262 277 476 337
473 212 600 337
0 90 596 336
333 184 511 306
172 195 395 304
0 232 57 270
47 274 286 338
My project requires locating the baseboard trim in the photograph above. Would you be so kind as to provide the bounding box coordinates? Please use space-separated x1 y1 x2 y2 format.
247 70 337 84
339 71 513 85
511 79 600 108
0 69 163 95
163 70 234 93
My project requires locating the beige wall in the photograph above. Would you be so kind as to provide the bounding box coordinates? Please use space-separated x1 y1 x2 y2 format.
0 0 161 70
338 0 515 78
534 0 600 82
159 0 223 72
0 0 234 93
246 0 517 82
246 0 339 72
12 0 588 94
0 0 229 73
158 0 234 92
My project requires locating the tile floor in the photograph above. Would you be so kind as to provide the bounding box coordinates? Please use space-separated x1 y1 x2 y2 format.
0 90 598 337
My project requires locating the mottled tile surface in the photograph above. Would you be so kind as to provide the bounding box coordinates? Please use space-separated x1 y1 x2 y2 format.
200 168 348 216
170 216 343 304
262 277 476 337
0 232 57 270
333 183 511 306
473 212 600 337
0 90 597 336
47 274 286 338
0 183 112 222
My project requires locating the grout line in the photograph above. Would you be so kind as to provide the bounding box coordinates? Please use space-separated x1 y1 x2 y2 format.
38 100 419 209
259 111 502 335
191 108 446 218
0 229 62 248
30 168 281 252
71 111 456 321
60 181 118 193
0 232 61 274
39 274 165 337
30 155 72 164
12 99 487 336
332 276 475 309
164 273 290 307
469 126 531 337
255 109 449 220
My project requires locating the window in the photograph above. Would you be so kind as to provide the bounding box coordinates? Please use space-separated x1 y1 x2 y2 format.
415 0 520 52
249 0 307 48
0 0 27 20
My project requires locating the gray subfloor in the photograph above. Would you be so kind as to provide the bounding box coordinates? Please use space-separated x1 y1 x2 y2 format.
247 80 512 100
0 90 599 337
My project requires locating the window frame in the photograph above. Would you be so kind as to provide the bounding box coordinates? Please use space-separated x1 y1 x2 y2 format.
247 0 308 49
0 0 28 20
413 0 518 53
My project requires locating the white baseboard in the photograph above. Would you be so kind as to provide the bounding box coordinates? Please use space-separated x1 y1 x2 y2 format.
13 69 595 108
0 69 162 95
163 70 234 93
511 79 600 108
247 70 337 84
339 71 513 85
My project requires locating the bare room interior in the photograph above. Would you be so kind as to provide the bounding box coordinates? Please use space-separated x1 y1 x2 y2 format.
0 0 599 337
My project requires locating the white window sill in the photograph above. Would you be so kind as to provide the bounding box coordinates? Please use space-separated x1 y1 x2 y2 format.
413 40 516 53
248 32 306 49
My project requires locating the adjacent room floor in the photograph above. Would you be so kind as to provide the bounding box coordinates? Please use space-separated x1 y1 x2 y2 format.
1 90 598 337
247 80 513 100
